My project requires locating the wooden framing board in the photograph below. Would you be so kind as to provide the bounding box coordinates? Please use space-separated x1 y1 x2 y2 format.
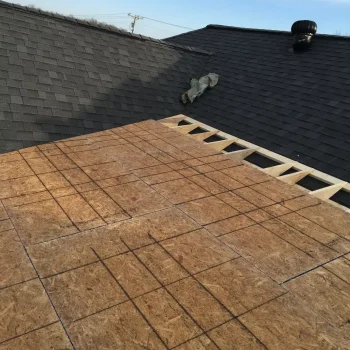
161 114 350 212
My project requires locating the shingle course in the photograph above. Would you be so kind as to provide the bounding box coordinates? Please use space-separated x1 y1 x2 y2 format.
167 25 350 181
0 2 208 154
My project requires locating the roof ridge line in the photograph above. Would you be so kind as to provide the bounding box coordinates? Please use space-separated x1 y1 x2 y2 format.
206 24 350 40
0 0 212 55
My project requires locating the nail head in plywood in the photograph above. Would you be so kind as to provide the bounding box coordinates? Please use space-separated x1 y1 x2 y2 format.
207 139 236 152
172 124 199 134
310 182 347 201
278 170 311 185
263 163 295 177
190 130 219 142
226 148 257 162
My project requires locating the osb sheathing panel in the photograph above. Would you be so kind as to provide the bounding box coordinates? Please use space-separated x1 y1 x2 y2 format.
1 119 350 349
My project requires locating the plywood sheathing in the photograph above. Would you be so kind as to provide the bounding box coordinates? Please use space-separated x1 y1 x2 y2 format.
0 119 350 349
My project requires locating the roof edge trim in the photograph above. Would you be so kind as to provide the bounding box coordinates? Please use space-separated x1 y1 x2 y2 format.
0 0 212 56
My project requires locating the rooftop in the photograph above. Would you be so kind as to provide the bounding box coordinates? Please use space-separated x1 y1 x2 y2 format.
0 0 208 152
166 24 350 182
1 119 350 349
1 3 350 347
1 2 350 185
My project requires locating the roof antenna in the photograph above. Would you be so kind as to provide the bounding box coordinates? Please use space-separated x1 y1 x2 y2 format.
291 20 317 52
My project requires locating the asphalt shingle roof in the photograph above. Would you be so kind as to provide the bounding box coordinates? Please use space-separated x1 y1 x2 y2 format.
166 25 350 182
1 0 349 182
0 1 209 152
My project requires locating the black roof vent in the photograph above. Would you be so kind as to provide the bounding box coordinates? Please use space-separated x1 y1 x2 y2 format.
291 20 317 52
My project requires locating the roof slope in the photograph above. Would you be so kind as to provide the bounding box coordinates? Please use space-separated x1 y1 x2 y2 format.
166 25 350 182
1 119 350 349
1 1 349 183
0 1 209 153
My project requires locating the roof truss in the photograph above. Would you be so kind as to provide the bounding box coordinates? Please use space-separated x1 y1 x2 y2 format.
161 114 350 213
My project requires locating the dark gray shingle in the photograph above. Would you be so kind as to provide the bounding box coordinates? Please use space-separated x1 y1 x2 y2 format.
0 1 208 153
166 25 350 182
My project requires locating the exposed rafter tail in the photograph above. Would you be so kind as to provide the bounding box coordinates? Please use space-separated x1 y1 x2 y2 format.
310 182 347 200
278 170 311 185
263 163 295 177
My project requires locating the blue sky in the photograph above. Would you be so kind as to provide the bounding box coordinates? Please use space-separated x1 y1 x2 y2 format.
14 0 350 38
